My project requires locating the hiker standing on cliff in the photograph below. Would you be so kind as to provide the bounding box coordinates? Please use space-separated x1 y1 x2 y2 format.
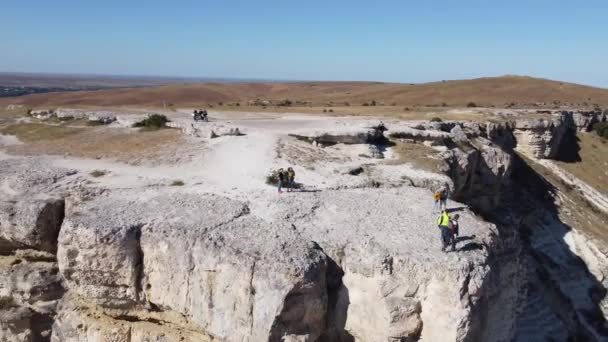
277 168 285 194
447 214 460 252
439 183 450 211
287 167 296 192
437 210 451 252
433 190 442 213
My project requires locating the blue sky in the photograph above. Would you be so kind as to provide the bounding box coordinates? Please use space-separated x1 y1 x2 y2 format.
2 0 607 87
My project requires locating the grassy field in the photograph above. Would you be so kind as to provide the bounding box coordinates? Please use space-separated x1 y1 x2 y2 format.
555 133 608 194
1 122 183 163
384 141 446 172
1 123 83 142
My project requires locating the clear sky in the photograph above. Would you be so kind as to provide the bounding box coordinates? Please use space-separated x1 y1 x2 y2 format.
2 0 607 87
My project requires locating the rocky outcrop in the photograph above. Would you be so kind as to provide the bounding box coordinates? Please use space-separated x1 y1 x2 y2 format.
442 141 513 214
269 188 497 341
512 115 568 159
0 159 78 342
388 125 451 145
290 125 386 146
565 110 606 132
168 122 243 138
55 190 330 341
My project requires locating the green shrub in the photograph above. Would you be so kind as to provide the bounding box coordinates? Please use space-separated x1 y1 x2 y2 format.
171 180 185 186
593 122 608 139
89 170 106 177
133 114 170 130
430 117 443 122
0 296 16 309
265 171 279 186
466 102 477 108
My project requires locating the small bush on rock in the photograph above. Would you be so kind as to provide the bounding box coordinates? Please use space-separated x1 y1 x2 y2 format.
265 171 279 186
430 117 443 122
171 180 185 186
593 122 608 139
90 170 106 177
133 114 170 130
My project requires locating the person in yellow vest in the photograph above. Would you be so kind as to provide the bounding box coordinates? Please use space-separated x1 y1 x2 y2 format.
437 210 451 252
287 167 296 192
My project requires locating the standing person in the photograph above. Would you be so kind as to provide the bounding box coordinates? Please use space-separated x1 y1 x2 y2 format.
277 168 285 194
433 190 442 213
440 183 450 211
437 210 451 252
448 214 460 252
287 167 296 192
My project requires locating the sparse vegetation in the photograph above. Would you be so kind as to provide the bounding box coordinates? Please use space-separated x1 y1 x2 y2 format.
0 296 16 310
89 170 107 177
593 122 608 139
171 180 185 186
467 102 477 108
265 171 279 186
385 140 446 172
430 117 443 122
133 114 170 130
0 123 83 142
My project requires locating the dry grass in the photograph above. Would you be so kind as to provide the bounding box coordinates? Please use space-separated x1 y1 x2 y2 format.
522 153 608 244
2 76 607 109
1 123 183 163
554 133 608 194
0 123 83 142
384 141 445 172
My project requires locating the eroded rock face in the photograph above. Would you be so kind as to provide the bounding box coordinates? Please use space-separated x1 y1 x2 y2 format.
56 190 330 341
0 199 65 254
513 115 568 159
290 125 386 145
266 188 497 341
168 122 242 138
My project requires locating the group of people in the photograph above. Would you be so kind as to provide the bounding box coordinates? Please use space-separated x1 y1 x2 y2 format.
277 167 296 193
437 210 460 252
434 183 460 252
192 109 209 122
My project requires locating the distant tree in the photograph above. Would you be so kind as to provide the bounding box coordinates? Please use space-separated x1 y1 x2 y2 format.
329 109 334 113
371 100 377 106
218 102 223 106
441 102 448 107
403 107 410 111
344 102 350 106
236 102 240 106
391 102 397 106
362 102 370 106
323 109 327 113
467 102 477 108
430 117 443 122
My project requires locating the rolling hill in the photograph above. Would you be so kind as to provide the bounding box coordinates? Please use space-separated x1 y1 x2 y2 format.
2 75 608 109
